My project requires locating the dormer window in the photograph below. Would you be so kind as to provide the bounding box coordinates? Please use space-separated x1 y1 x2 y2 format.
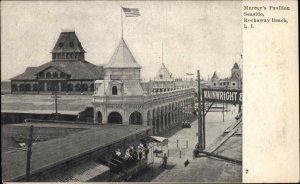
46 72 51 78
112 86 118 95
160 74 163 79
59 42 63 48
69 42 74 47
53 72 58 78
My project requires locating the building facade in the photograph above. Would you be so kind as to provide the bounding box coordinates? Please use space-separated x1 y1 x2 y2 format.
10 31 104 94
208 62 242 89
93 39 195 135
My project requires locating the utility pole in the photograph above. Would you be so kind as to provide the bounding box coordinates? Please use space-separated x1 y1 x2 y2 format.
197 70 203 150
202 85 206 149
51 91 60 120
26 125 34 181
223 102 225 122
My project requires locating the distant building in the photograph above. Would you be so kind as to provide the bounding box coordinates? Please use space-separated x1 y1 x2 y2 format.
10 31 104 94
208 62 242 89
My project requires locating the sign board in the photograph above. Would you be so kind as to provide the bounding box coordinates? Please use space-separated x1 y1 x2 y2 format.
202 88 242 104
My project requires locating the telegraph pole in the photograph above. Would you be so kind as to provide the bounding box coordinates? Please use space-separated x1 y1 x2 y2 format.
51 91 60 120
197 70 203 150
26 125 34 181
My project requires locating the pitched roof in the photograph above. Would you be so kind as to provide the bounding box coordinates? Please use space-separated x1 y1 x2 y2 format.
155 63 174 81
232 62 240 70
104 39 141 69
11 61 104 80
211 71 219 80
51 31 86 53
230 72 240 80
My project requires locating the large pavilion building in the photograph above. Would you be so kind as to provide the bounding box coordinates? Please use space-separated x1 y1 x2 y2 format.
93 39 195 135
10 31 104 94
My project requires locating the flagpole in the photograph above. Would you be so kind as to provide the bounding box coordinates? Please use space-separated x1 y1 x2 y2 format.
162 43 164 64
121 6 123 39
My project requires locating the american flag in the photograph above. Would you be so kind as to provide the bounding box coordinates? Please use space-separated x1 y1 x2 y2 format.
122 7 140 17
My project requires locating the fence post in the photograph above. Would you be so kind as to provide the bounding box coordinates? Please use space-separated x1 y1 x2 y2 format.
186 140 188 148
180 150 181 158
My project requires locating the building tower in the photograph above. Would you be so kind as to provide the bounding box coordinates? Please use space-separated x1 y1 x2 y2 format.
93 39 146 125
230 62 242 89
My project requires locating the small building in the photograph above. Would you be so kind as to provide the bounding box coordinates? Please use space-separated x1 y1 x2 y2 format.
10 31 104 94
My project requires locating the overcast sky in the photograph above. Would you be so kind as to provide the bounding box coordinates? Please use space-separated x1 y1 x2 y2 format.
1 1 242 81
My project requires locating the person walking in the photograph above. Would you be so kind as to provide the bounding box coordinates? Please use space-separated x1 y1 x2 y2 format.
162 153 168 169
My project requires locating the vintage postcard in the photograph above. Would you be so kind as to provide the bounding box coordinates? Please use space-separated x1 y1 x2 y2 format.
1 0 298 183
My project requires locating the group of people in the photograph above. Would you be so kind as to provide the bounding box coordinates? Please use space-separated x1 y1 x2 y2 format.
110 143 150 173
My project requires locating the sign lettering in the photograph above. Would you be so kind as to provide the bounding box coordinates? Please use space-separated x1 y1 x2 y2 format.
203 89 242 104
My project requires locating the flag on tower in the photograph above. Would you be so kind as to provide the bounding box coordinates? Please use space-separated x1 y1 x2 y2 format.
122 7 140 17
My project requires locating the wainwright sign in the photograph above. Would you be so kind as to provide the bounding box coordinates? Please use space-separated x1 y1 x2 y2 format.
202 88 242 104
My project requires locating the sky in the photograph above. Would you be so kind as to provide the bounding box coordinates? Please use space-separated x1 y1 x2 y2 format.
1 1 242 81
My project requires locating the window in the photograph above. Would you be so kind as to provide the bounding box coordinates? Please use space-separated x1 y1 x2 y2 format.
90 83 94 92
32 84 38 91
232 83 236 86
214 83 216 86
59 42 63 48
67 84 73 91
12 84 18 91
82 84 88 91
25 84 31 91
69 42 74 47
112 86 118 95
160 74 163 79
53 72 58 78
60 73 66 78
75 84 81 91
220 83 222 86
46 72 51 78
38 72 44 78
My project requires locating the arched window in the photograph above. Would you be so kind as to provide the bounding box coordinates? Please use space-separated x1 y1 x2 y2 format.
53 72 58 78
75 83 81 91
32 84 38 91
12 84 18 91
38 72 44 78
112 86 118 95
19 84 25 91
81 84 88 91
46 72 51 78
129 111 143 125
67 84 73 91
108 112 122 124
90 83 94 92
25 84 31 91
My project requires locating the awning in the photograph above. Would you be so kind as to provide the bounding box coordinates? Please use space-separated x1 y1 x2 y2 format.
149 136 169 146
149 136 168 143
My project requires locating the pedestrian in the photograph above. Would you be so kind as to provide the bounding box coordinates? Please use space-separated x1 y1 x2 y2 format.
145 147 149 160
139 151 143 160
184 159 190 167
162 153 168 169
